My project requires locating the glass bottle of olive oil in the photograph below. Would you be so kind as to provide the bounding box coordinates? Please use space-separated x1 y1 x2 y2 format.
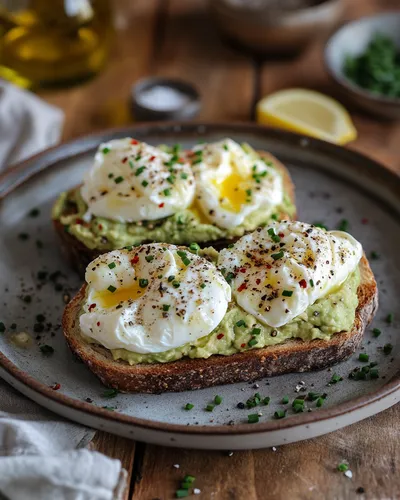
0 0 113 88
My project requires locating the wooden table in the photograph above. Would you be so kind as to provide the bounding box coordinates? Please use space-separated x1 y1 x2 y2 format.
39 0 400 498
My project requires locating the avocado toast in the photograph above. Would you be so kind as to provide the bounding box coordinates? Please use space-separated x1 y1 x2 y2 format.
53 138 296 275
62 221 378 393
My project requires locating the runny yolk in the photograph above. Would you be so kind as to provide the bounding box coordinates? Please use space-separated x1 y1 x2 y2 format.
212 170 247 213
188 198 211 224
94 281 145 308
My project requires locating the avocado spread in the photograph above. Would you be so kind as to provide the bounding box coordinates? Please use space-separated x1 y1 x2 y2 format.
52 173 295 251
83 266 360 365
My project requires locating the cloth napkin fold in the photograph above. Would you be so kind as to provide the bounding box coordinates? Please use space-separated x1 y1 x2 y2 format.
0 81 126 500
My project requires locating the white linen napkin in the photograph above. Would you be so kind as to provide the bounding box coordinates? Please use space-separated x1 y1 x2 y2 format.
0 81 126 500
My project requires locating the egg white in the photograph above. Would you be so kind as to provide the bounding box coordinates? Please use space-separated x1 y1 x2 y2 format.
190 139 283 229
80 138 195 223
218 221 362 328
79 244 231 354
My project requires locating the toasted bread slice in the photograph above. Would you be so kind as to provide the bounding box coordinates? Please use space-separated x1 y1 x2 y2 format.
53 151 296 276
62 255 377 394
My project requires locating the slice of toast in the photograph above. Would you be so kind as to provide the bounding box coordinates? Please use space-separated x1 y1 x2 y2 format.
62 255 377 394
53 151 296 276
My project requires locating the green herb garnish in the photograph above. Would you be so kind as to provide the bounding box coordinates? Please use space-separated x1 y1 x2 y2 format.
163 304 170 311
248 414 259 424
103 388 118 398
214 395 223 405
359 353 369 362
271 251 284 260
114 176 124 184
107 285 117 293
282 290 293 297
108 262 116 269
274 410 286 419
139 279 148 288
184 403 194 411
135 166 146 176
236 319 246 327
383 343 393 355
372 328 381 337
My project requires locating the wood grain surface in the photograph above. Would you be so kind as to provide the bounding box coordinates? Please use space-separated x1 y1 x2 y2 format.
38 0 400 498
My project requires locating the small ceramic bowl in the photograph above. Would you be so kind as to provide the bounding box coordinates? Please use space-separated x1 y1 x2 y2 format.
132 77 201 122
325 12 400 120
209 0 344 56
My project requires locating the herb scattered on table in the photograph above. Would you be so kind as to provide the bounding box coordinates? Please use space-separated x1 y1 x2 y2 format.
102 388 119 398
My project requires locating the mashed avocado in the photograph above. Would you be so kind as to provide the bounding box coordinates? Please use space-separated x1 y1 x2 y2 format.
90 266 360 365
52 159 295 250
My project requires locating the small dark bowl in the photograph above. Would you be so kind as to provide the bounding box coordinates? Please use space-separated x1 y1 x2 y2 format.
132 77 201 122
325 12 400 119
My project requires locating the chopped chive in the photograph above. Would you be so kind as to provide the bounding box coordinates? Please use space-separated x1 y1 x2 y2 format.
192 158 202 165
271 251 284 260
163 304 170 311
271 214 278 220
102 147 110 154
308 392 323 401
167 175 176 184
206 404 214 412
271 234 281 243
108 262 116 269
248 414 259 424
370 251 379 260
236 319 246 327
263 397 271 405
40 345 54 356
309 279 314 287
107 285 116 293
337 463 349 472
189 242 200 253
316 397 324 407
135 154 142 161
103 388 118 398
223 144 228 151
248 338 258 347
281 396 289 404
292 398 305 408
386 313 394 324
163 188 171 196
135 166 146 176
313 222 328 230
114 176 124 184
200 283 206 289
214 395 223 405
329 373 343 384
274 410 286 419
172 281 180 288
337 219 349 231
139 279 148 288
183 475 196 484
293 403 305 413
168 275 175 282
180 482 192 490
282 290 293 297
184 403 194 411
108 173 114 178
246 189 252 196
372 328 381 337
145 255 154 262
267 228 275 236
251 328 261 335
129 160 134 169
181 172 188 180
370 368 379 379
359 353 369 362
383 343 393 355
141 180 149 187
176 490 189 498
225 272 235 284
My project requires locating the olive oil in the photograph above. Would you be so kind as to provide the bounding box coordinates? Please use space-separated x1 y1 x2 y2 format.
0 0 113 88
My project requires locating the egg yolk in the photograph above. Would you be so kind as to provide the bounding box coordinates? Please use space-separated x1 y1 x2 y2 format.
189 198 211 224
212 170 248 213
94 281 145 308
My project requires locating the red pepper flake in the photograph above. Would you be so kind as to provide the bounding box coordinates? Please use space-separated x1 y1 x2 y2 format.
131 255 139 265
217 333 224 340
88 303 96 312
299 279 307 288
131 139 138 145
178 158 185 163
361 218 368 225
279 233 284 238
122 157 128 163
159 203 165 208
98 224 103 230
149 155 155 161
75 218 85 225
51 383 61 391
241 343 246 348
266 264 272 270
237 283 247 292
97 322 101 327
239 267 247 273
256 278 261 285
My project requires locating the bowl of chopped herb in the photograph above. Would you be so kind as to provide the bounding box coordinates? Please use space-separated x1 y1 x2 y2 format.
325 12 400 119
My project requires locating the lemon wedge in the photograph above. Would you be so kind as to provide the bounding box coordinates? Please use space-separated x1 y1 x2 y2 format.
256 89 357 145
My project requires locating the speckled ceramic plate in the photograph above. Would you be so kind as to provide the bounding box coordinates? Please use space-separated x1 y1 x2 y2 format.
0 123 399 450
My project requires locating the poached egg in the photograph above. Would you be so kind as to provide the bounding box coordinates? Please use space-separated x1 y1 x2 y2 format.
218 221 362 328
80 243 231 354
189 139 283 229
80 138 195 223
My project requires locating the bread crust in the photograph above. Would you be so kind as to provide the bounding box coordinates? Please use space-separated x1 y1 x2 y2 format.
53 151 296 276
62 255 378 393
